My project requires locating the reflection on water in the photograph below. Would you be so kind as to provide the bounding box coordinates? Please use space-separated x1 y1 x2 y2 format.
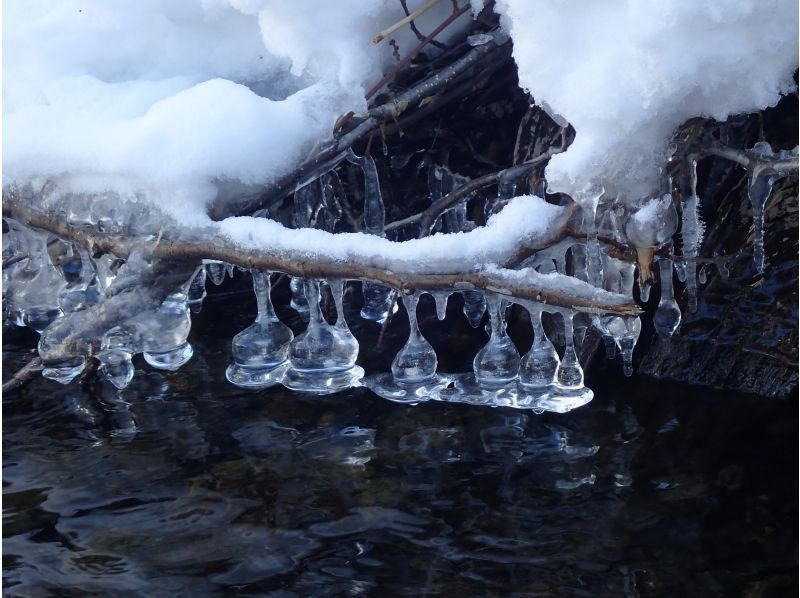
3 320 798 595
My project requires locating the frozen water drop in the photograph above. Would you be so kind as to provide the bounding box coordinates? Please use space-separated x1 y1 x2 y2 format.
653 258 681 340
473 295 519 388
462 290 486 328
556 312 584 388
392 291 438 384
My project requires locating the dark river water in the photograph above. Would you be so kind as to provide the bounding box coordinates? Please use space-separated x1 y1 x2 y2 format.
3 281 797 596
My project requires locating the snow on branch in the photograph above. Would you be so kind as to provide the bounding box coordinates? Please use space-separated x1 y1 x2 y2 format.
2 190 640 316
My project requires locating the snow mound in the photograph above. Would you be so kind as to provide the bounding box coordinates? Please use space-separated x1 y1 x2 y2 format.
3 1 470 225
496 0 798 200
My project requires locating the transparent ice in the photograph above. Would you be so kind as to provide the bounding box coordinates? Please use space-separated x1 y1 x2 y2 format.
283 278 363 394
653 257 681 340
462 290 487 328
473 295 520 389
226 271 293 389
140 292 194 371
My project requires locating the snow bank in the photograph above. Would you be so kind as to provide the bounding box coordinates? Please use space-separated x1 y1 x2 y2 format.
3 1 470 225
495 0 798 200
217 195 562 274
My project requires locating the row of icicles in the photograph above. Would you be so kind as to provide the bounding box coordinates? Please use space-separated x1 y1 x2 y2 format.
3 141 791 412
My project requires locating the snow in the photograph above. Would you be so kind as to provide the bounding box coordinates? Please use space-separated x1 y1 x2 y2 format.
3 1 470 225
495 0 798 201
217 195 562 274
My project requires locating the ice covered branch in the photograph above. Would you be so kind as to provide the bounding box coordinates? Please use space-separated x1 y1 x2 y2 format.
3 191 640 316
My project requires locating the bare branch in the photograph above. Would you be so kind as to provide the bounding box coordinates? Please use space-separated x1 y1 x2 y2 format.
374 0 442 44
2 357 43 394
701 141 798 174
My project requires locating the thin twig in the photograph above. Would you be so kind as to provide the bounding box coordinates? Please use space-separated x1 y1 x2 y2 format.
365 3 470 100
2 357 43 394
374 0 442 44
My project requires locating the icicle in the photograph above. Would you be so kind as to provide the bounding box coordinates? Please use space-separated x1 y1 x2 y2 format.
226 271 293 388
57 244 99 315
679 158 704 313
293 181 317 229
621 317 641 376
430 291 449 321
556 311 584 388
674 259 687 282
462 290 486 328
290 276 310 318
574 185 605 288
473 296 520 388
391 291 438 384
347 149 394 321
205 260 227 286
653 257 681 340
186 266 207 314
713 254 729 279
519 306 560 388
320 172 344 233
345 149 385 236
698 264 708 284
570 243 588 282
746 145 781 274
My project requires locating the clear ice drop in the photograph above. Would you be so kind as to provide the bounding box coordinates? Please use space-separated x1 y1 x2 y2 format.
462 290 487 328
473 295 519 388
97 325 138 390
226 271 293 388
556 311 584 388
288 279 359 373
519 307 560 388
429 291 449 321
653 258 681 340
391 291 438 384
141 292 194 371
205 260 227 286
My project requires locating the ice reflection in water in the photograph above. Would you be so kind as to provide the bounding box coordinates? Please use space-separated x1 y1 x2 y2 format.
3 330 797 596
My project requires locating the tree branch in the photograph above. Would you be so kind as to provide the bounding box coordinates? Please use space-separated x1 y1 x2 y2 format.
2 357 43 394
3 192 640 316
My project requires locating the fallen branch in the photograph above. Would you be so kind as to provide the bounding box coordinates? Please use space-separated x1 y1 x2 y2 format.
2 357 43 394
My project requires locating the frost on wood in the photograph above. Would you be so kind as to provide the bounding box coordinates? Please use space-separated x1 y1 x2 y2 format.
2 1 799 411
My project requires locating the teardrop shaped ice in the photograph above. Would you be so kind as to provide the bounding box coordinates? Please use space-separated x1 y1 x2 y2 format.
205 260 227 286
141 292 194 371
284 279 363 393
653 258 681 340
462 290 487 328
429 290 449 321
519 307 560 388
473 295 519 388
556 311 584 388
226 271 293 388
392 291 438 384
97 325 138 390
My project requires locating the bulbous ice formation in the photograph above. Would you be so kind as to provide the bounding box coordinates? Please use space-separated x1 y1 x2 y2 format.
226 271 293 388
473 295 519 388
392 291 438 384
